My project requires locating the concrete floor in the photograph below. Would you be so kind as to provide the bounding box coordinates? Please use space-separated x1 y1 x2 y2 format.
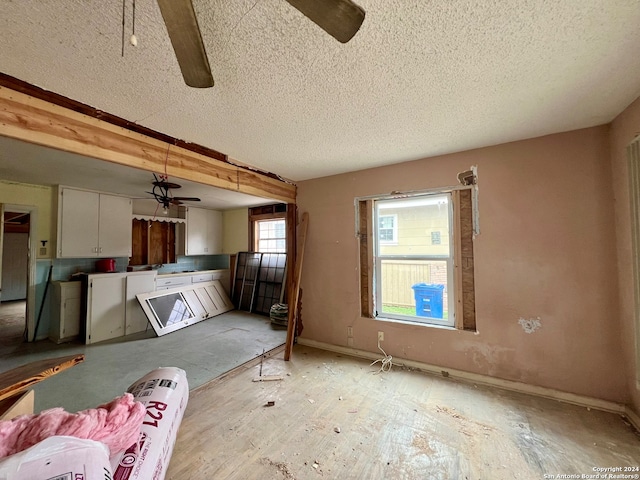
0 301 287 413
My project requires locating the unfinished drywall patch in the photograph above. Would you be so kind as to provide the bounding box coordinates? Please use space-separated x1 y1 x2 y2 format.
518 317 542 334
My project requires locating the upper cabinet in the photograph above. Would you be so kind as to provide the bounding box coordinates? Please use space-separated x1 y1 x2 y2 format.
183 207 222 255
57 187 132 258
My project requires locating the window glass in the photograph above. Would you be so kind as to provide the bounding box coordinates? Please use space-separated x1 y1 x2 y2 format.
374 193 454 326
256 219 286 253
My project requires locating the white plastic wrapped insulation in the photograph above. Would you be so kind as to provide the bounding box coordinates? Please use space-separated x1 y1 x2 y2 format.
0 436 112 480
110 367 189 480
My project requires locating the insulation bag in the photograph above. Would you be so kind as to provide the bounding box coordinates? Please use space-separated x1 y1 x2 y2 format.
110 367 189 480
0 435 112 480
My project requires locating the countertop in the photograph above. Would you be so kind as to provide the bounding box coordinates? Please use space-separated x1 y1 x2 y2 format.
156 269 229 279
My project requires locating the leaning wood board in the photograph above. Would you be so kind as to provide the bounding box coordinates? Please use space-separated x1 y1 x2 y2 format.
0 354 85 402
285 211 309 360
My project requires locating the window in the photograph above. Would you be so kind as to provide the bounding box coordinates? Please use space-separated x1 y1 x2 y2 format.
375 193 454 326
249 203 288 253
256 219 286 252
378 214 398 244
357 186 477 330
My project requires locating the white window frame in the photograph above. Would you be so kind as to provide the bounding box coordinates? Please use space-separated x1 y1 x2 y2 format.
373 192 456 327
255 218 286 253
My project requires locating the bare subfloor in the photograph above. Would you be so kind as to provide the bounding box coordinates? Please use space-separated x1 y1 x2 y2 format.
167 345 640 480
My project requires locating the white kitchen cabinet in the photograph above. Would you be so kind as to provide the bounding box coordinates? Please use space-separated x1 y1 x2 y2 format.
85 273 126 344
156 269 230 294
125 270 156 335
156 275 192 290
57 187 132 258
183 207 222 255
49 281 82 343
85 271 158 343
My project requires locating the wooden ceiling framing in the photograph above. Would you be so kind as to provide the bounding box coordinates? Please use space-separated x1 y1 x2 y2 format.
0 80 296 204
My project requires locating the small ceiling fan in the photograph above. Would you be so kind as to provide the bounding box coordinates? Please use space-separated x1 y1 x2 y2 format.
147 173 201 210
156 0 366 88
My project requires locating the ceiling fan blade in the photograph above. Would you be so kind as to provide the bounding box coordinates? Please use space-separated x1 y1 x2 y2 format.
285 0 365 43
173 197 201 202
157 0 214 88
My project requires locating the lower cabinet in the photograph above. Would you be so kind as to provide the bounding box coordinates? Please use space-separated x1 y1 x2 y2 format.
125 271 157 335
85 271 157 344
86 274 126 344
50 281 82 343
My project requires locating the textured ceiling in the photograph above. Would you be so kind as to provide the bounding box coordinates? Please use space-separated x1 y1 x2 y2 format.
1 0 640 182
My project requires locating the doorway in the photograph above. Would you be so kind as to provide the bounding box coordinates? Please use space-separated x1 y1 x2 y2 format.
0 206 37 346
1 211 29 345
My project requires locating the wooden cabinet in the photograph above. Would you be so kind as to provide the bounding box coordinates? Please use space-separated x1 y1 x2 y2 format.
125 271 156 335
156 269 230 294
57 187 132 258
182 207 222 255
156 275 192 290
85 271 158 343
85 273 126 344
49 281 82 343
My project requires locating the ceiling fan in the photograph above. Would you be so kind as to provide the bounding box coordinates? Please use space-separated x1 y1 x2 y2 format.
156 0 366 88
147 173 201 210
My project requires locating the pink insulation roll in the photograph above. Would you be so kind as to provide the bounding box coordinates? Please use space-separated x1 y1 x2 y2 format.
110 367 189 480
0 436 113 479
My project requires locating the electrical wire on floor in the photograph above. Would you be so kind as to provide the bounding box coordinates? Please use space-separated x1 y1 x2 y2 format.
370 339 397 374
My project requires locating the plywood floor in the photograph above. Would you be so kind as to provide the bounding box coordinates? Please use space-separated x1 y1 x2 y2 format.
167 345 640 480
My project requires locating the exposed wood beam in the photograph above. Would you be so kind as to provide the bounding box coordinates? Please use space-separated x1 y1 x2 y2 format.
0 85 296 204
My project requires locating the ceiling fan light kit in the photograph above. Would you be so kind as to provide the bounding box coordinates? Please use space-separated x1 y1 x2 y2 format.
157 0 365 88
147 174 201 210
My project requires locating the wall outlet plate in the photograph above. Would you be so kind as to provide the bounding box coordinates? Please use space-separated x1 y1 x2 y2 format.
378 331 384 341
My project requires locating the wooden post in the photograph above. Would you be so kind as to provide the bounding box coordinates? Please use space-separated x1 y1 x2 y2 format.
284 212 309 361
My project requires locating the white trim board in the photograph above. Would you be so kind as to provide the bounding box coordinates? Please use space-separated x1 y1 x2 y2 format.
296 338 639 431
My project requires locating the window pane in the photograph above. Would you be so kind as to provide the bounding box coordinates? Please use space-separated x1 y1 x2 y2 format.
376 194 450 256
374 193 453 325
256 219 286 253
379 259 449 320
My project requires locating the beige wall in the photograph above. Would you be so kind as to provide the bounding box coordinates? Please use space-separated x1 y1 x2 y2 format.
0 180 54 258
610 96 640 415
297 125 626 403
222 208 249 254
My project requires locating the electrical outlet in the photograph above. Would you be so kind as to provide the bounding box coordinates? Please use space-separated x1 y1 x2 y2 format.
347 337 354 347
347 326 353 337
378 331 384 342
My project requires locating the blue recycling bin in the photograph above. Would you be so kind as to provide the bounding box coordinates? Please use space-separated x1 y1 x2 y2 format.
411 283 445 318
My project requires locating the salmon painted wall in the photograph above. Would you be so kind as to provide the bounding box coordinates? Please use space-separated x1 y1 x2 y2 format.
610 95 640 415
297 126 626 403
